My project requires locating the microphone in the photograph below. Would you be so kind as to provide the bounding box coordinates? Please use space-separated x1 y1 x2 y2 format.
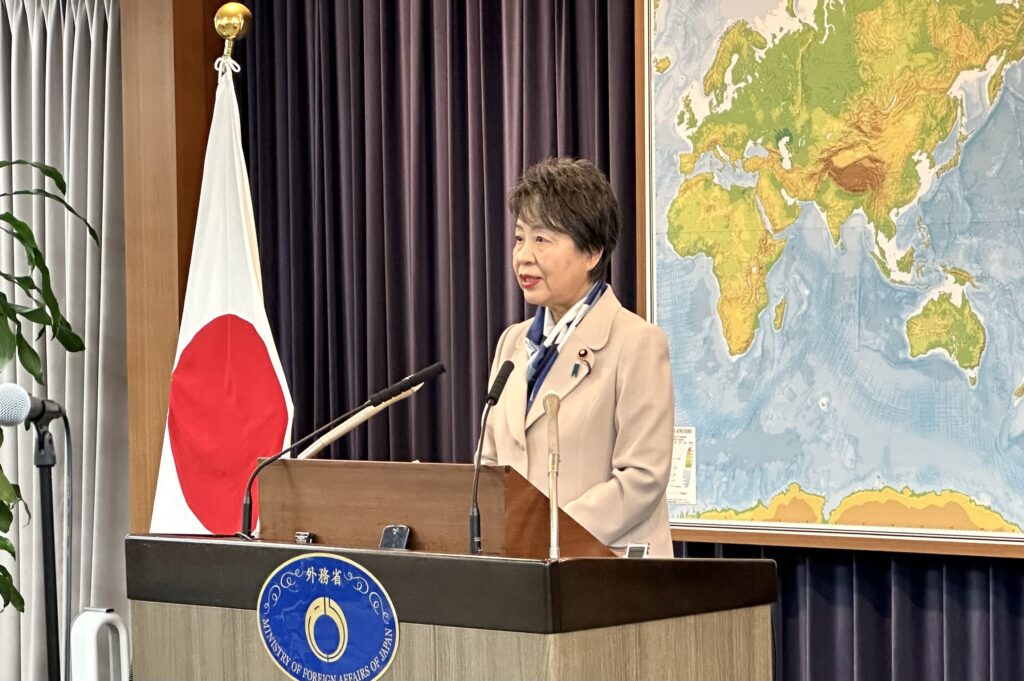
0 383 68 681
297 365 445 459
485 361 514 406
368 363 445 406
239 362 446 538
469 360 515 554
543 392 561 560
0 383 65 427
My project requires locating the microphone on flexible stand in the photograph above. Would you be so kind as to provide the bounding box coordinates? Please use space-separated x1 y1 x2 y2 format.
367 362 446 407
238 362 446 538
469 360 515 554
543 392 561 560
239 404 365 539
0 384 64 426
0 384 68 681
297 363 447 459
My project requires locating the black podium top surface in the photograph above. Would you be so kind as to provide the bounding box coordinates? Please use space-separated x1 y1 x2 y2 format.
126 534 777 634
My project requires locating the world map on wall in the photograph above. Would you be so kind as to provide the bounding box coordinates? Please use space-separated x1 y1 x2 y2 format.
649 0 1024 536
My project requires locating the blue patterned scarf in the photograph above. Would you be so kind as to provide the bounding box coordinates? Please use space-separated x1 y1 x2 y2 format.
524 281 607 411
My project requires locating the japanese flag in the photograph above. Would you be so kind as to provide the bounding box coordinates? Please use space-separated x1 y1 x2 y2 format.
150 63 293 534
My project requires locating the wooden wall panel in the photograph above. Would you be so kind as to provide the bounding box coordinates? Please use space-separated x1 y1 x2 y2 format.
634 0 648 318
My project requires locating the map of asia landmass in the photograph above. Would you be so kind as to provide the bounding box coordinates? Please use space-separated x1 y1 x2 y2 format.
649 0 1024 536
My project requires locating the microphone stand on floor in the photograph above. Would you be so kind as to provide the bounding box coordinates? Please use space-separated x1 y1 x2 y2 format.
33 413 62 681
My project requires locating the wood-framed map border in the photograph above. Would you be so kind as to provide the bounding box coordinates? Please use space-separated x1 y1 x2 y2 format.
634 0 1024 558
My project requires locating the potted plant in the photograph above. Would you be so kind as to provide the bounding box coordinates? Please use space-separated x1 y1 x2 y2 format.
0 159 95 612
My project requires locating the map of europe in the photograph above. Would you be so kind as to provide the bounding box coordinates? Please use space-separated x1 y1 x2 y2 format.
650 0 1024 536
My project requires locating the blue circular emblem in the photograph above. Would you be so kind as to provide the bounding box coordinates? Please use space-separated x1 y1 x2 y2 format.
257 553 399 681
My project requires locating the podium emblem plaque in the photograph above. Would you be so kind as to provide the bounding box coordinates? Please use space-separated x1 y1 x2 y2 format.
257 553 399 681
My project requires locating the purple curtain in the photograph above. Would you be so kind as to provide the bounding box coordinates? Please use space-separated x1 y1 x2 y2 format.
235 0 635 463
682 542 1024 681
233 2 1023 680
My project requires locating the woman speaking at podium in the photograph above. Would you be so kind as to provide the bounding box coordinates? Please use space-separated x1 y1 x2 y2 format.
481 157 675 558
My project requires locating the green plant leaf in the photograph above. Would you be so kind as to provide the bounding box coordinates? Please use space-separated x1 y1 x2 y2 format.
0 272 39 294
0 228 76 358
0 211 38 244
16 306 50 325
0 190 96 242
0 564 24 612
52 322 84 352
0 467 17 505
5 291 46 314
0 504 11 534
17 245 68 346
12 484 29 521
0 317 16 369
0 295 33 370
0 159 89 617
15 331 42 383
32 266 67 341
0 159 67 194
0 211 45 273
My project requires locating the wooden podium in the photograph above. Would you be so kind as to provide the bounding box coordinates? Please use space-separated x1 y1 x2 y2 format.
127 461 776 680
257 460 614 557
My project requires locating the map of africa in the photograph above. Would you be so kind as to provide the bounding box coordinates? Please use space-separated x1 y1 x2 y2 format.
649 0 1024 538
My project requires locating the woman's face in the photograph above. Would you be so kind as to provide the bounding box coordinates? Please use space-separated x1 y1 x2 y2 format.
513 218 602 321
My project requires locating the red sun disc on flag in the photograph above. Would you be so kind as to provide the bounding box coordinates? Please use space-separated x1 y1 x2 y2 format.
167 314 289 534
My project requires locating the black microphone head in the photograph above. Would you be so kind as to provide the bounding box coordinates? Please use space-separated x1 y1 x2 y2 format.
371 362 448 405
400 362 445 392
486 360 515 406
0 383 31 426
419 362 446 380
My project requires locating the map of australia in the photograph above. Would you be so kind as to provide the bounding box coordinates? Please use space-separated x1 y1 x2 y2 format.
650 0 1024 536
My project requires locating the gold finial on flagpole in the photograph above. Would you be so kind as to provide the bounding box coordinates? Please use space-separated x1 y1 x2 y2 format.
214 3 252 60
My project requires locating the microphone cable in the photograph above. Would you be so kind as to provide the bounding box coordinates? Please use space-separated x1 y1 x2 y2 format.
237 399 371 539
238 362 448 538
60 413 72 681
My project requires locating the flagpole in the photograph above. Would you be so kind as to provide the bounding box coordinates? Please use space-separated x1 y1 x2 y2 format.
214 2 252 58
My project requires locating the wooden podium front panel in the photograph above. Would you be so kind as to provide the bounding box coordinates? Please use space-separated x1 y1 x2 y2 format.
131 600 772 681
257 460 613 558
502 472 614 558
127 537 777 680
258 460 508 553
430 605 772 680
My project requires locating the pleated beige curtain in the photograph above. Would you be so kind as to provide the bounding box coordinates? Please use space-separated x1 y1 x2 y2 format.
0 0 126 679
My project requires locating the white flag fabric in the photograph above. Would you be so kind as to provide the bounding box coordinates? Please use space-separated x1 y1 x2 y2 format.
150 61 294 534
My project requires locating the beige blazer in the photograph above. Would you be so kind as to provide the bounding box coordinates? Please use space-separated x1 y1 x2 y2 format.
481 288 675 558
